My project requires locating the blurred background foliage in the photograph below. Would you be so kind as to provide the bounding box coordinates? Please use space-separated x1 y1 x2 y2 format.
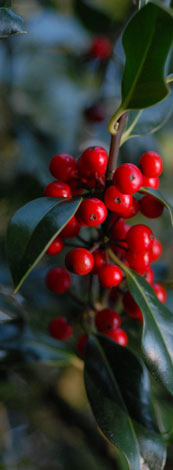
0 0 173 468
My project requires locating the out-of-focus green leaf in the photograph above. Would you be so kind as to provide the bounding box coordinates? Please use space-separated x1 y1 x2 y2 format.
7 197 82 293
85 335 166 469
121 91 173 144
139 187 173 226
74 0 112 33
109 3 173 133
0 7 25 39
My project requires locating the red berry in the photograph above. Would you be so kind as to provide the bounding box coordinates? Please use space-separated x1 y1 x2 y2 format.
123 292 143 322
143 267 154 285
90 37 112 60
67 177 84 196
151 237 163 261
142 176 159 189
140 195 164 218
110 218 130 240
77 146 108 179
92 249 107 274
95 308 121 332
152 283 167 303
46 236 64 255
84 103 105 122
139 151 163 177
76 198 107 227
126 224 154 252
110 241 128 260
107 328 128 346
60 216 81 238
49 153 76 181
113 163 143 194
44 181 71 198
98 264 123 288
65 248 94 275
121 197 139 219
46 267 71 294
49 316 73 340
126 250 152 274
77 334 88 357
104 185 132 214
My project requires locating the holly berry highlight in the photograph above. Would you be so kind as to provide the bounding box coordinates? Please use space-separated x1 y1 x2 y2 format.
44 148 166 355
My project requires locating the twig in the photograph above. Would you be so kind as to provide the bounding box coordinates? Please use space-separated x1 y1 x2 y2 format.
106 112 128 182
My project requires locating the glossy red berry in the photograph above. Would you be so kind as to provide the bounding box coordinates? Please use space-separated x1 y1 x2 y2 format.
121 197 139 219
126 250 152 274
142 176 159 189
143 267 154 285
77 146 108 179
110 218 130 240
92 249 107 274
139 151 163 177
60 216 81 238
113 163 143 194
77 334 88 357
49 316 73 340
44 181 71 198
46 267 71 294
49 153 76 181
76 198 107 227
126 224 154 252
95 308 121 332
65 248 94 275
98 264 123 288
90 37 112 60
152 283 167 303
151 238 163 261
46 236 64 255
123 292 143 322
104 185 132 214
107 328 128 346
140 195 164 218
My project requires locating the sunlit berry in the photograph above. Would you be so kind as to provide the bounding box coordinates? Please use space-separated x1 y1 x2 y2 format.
151 238 163 261
60 216 81 238
92 249 107 274
76 198 107 227
107 328 128 346
98 264 123 288
126 250 152 274
139 151 163 177
104 185 132 214
44 181 71 198
77 146 108 179
110 218 130 240
46 236 64 255
142 176 159 189
126 224 154 252
121 197 139 218
65 248 94 275
113 163 143 194
140 195 164 218
152 283 167 303
49 153 76 181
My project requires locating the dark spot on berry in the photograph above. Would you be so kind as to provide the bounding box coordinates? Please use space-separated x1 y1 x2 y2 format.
130 174 136 181
114 197 122 204
90 213 97 221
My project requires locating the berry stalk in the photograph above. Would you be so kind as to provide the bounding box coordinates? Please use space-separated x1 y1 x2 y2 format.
106 112 128 182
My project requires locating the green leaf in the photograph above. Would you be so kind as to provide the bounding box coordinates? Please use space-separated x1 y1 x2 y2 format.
0 7 25 38
127 272 173 395
74 0 112 33
85 335 166 469
121 91 173 144
108 250 173 395
139 187 173 226
7 197 82 293
109 2 173 133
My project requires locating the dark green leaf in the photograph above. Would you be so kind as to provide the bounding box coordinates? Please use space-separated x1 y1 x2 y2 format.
139 187 173 226
85 335 166 469
109 3 173 132
121 91 173 144
7 197 82 293
0 7 25 39
74 0 112 33
126 271 173 395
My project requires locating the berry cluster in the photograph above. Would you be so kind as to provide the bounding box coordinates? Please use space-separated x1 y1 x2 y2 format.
44 148 166 356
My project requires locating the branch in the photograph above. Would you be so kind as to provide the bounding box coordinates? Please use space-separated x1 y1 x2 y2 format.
106 112 128 182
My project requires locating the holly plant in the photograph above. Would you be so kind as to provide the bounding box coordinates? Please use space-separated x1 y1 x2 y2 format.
1 1 173 469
